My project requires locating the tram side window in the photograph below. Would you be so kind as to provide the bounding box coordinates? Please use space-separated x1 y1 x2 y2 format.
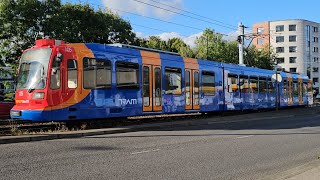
228 74 238 93
307 81 313 94
116 62 139 89
268 79 275 93
165 67 182 95
67 60 78 89
250 77 258 93
185 70 191 105
303 82 308 95
293 81 298 95
259 77 267 93
83 58 111 89
50 56 61 90
298 81 303 96
240 76 249 93
202 71 215 96
283 80 288 95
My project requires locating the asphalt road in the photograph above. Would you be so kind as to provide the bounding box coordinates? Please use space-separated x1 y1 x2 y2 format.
1 112 320 180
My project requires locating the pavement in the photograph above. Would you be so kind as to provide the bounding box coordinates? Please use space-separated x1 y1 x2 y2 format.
1 106 320 179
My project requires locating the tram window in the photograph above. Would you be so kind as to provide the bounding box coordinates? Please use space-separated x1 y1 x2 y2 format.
116 62 139 89
298 81 303 96
240 75 249 93
165 67 182 95
83 58 111 89
293 81 298 95
143 66 150 107
194 71 200 105
50 56 61 90
67 60 78 89
228 74 238 93
185 70 191 105
283 80 288 95
154 67 162 106
249 77 258 93
307 81 313 93
202 71 215 96
267 79 275 93
258 77 267 93
303 82 308 95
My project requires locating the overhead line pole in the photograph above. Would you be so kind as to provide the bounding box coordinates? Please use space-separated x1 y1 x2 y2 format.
238 22 245 66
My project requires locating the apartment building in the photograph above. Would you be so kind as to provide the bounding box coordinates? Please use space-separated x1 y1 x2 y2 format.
253 19 320 88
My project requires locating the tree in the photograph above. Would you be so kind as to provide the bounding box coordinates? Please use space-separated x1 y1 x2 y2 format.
244 45 274 70
0 0 136 71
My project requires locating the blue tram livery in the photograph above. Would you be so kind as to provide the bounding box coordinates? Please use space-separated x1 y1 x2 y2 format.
10 39 312 121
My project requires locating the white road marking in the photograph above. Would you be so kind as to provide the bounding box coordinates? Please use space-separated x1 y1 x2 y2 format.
236 135 254 139
131 149 160 155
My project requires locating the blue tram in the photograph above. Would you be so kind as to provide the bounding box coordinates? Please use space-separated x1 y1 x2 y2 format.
10 39 312 121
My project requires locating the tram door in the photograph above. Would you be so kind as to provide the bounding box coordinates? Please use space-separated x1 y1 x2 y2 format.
142 65 162 112
288 78 293 105
185 69 200 110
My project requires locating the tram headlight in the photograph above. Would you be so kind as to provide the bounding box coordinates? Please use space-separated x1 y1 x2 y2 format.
33 92 45 99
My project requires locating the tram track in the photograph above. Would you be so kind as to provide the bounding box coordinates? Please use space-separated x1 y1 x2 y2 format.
0 106 315 136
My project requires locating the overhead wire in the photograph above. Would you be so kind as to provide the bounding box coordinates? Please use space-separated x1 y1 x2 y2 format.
147 0 238 29
129 0 238 31
68 0 234 40
111 8 204 32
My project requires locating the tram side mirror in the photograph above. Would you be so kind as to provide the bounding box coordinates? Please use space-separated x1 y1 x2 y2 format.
55 53 63 63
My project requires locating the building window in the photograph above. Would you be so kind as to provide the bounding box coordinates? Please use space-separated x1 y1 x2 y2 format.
313 67 319 72
276 47 284 53
289 35 297 42
83 58 112 89
276 25 284 32
313 78 319 83
289 68 297 73
276 36 284 42
314 37 319 42
289 57 297 63
289 46 297 53
276 57 284 64
289 25 296 31
314 47 319 52
306 25 311 52
314 26 319 32
257 38 265 45
314 57 319 62
202 71 215 96
165 67 182 95
116 62 139 89
257 27 264 34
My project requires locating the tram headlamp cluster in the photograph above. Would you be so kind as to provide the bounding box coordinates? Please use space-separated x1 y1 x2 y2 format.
33 92 45 99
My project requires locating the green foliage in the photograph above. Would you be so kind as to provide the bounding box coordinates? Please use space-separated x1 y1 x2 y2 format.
138 28 273 69
0 0 135 73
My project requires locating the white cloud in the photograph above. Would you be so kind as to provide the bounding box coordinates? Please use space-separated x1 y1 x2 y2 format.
102 0 184 18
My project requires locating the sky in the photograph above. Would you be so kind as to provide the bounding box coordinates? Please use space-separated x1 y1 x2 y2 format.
62 0 320 47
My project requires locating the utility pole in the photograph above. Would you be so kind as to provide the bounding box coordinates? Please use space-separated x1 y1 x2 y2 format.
238 22 245 66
